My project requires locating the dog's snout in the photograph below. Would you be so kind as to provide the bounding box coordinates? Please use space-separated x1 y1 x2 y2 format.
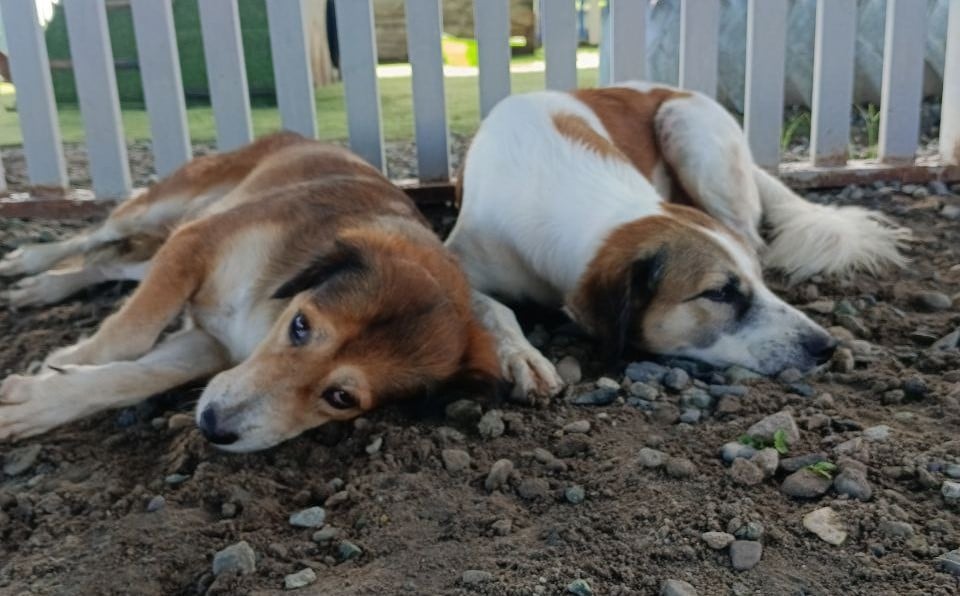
198 407 239 446
803 334 838 365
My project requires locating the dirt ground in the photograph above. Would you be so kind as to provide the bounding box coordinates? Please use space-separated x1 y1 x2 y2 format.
1 184 960 596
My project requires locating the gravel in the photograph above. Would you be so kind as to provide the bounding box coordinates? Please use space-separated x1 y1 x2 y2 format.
911 291 953 312
212 541 256 576
721 442 756 464
462 570 494 585
517 477 550 500
625 361 668 383
833 468 873 500
146 495 165 513
702 531 735 550
441 448 471 474
803 507 847 545
660 578 698 596
289 506 326 528
862 425 892 442
556 356 583 385
567 578 593 595
311 526 339 542
338 541 363 561
746 410 800 444
780 453 829 473
284 568 317 590
665 457 697 479
571 387 618 406
936 549 960 576
565 485 586 504
729 540 763 571
477 410 505 439
941 480 960 505
3 444 42 477
637 448 668 468
663 368 691 392
485 459 514 492
728 458 764 486
562 420 591 434
751 448 779 477
445 399 482 424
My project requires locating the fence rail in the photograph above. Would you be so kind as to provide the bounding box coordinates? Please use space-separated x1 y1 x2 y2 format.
0 0 958 209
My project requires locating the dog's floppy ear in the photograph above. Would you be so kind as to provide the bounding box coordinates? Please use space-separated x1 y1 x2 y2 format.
272 240 366 299
595 247 668 364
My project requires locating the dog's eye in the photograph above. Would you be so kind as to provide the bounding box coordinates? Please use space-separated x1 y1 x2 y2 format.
700 281 739 303
289 313 310 346
322 387 357 410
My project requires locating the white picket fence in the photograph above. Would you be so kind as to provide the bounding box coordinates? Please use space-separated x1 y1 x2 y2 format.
0 0 959 200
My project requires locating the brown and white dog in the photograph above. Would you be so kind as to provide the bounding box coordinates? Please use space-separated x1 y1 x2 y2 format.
446 82 909 399
0 133 499 451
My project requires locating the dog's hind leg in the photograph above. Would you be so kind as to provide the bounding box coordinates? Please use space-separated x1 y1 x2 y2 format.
3 259 150 308
0 328 228 441
471 291 564 403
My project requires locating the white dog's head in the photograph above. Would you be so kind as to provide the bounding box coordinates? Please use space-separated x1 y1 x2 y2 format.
569 205 836 375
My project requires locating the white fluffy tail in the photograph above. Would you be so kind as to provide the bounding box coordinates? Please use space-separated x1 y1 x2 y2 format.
754 167 911 284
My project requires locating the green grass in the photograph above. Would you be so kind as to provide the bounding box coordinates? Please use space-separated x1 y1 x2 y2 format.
0 66 598 148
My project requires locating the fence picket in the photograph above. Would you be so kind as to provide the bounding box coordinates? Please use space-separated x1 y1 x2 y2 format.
333 0 385 171
743 0 787 169
405 0 450 181
878 0 927 164
198 0 253 151
542 0 578 91
64 0 131 199
266 0 317 139
0 0 68 188
810 0 856 166
474 0 511 118
942 0 960 165
130 0 192 177
679 0 719 97
610 0 647 83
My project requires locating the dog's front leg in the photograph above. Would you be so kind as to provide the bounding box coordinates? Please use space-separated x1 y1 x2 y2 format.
470 290 564 404
0 328 228 441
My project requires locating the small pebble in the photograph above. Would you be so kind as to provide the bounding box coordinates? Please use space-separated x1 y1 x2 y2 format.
780 453 829 473
701 531 735 550
517 477 550 500
289 506 326 528
942 480 960 504
728 458 764 486
565 485 586 504
445 399 482 424
679 408 701 424
629 382 659 399
781 468 832 499
863 425 891 442
462 570 494 585
833 468 872 501
721 442 756 464
803 507 847 545
167 413 194 430
556 356 583 385
638 447 668 468
665 457 697 479
164 474 189 486
625 361 667 383
338 540 363 561
312 525 339 542
441 449 471 474
729 540 763 571
878 520 914 539
485 459 514 492
746 411 800 444
571 387 617 406
3 444 42 476
563 420 591 434
284 568 317 590
912 291 952 312
365 436 383 455
751 448 779 477
734 521 764 541
567 578 593 596
708 385 748 398
660 579 698 596
663 368 690 391
777 368 803 384
146 495 165 513
478 410 505 439
726 366 762 383
212 541 256 576
936 548 960 576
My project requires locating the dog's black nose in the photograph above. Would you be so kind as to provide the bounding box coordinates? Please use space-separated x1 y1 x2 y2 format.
198 407 239 445
804 334 838 365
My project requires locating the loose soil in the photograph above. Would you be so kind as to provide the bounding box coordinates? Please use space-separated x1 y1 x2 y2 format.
1 187 959 596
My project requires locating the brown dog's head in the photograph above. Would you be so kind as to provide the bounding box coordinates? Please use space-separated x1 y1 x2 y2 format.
569 205 836 375
196 230 499 452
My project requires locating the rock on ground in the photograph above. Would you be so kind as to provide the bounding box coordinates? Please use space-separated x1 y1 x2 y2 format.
702 531 735 550
462 570 494 585
729 540 763 571
212 541 256 576
289 506 326 528
485 459 514 492
781 469 832 499
746 411 800 444
284 568 317 590
803 507 847 545
660 578 698 596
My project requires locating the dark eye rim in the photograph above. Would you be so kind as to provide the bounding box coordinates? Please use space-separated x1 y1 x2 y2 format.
322 387 358 410
289 312 310 346
695 279 741 303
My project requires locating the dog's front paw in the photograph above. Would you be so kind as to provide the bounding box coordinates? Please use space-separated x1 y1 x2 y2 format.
44 340 97 369
0 244 63 277
499 345 564 405
0 373 75 441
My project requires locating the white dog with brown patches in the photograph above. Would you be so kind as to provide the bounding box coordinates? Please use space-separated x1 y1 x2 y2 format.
447 82 909 399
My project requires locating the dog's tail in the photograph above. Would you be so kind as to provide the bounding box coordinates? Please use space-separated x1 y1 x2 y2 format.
753 166 910 284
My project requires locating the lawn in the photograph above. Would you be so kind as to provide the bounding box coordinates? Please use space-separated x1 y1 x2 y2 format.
0 58 599 147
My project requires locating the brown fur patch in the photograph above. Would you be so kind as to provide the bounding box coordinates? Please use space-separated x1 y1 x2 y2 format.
551 113 629 163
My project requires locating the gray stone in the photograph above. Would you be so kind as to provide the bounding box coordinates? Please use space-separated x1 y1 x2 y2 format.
625 361 668 383
780 453 829 472
571 387 618 406
833 469 872 501
3 444 41 476
462 570 494 586
665 457 697 479
902 376 929 398
284 568 317 590
726 366 762 383
832 348 855 373
836 314 869 337
913 291 952 312
629 382 659 400
679 408 701 424
164 473 189 486
491 518 512 535
478 410 505 439
660 579 698 596
863 425 891 442
729 458 764 486
729 540 763 571
721 442 757 464
517 477 550 500
485 459 514 492
663 368 691 391
638 447 668 468
834 437 870 463
146 495 165 513
781 469 832 499
751 448 780 478
338 540 363 560
945 464 960 479
441 448 471 474
834 299 858 316
942 480 960 504
563 420 591 434
596 376 621 390
708 384 748 398
312 525 339 542
788 383 816 397
935 548 960 576
365 436 383 455
681 388 713 409
212 541 256 576
567 578 593 596
878 520 914 539
803 507 847 545
932 328 960 350
701 531 735 550
746 411 800 444
565 485 586 504
289 506 326 528
556 356 583 385
555 434 590 457
445 399 482 424
734 521 764 541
